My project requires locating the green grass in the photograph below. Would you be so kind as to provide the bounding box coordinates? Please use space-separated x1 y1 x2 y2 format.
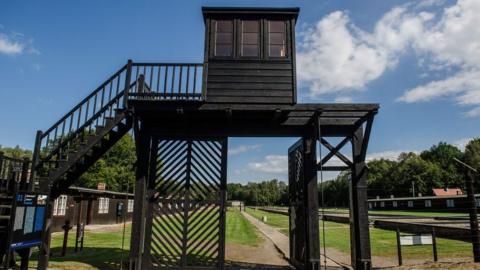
247 208 473 259
245 207 290 235
27 210 260 269
225 208 262 246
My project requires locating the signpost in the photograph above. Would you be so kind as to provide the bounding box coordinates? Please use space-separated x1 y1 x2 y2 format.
395 228 438 266
5 192 48 269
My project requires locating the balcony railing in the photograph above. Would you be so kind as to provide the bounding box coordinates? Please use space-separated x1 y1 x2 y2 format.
128 63 204 101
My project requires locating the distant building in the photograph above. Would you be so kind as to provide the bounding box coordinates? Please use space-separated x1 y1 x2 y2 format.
432 188 463 196
368 193 479 211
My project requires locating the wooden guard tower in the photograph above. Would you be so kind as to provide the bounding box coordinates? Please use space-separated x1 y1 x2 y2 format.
25 6 378 270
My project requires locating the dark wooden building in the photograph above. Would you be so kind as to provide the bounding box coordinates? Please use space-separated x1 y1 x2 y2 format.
50 187 134 232
368 194 480 212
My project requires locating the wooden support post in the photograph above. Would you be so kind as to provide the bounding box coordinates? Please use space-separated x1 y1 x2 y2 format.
37 201 53 270
123 60 133 108
75 199 84 252
432 228 438 262
129 119 150 270
20 157 30 191
61 220 72 256
30 130 43 190
465 169 480 262
350 126 372 270
396 228 402 266
303 135 320 270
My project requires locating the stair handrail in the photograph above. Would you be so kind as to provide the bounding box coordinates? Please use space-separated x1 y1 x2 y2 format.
31 60 134 182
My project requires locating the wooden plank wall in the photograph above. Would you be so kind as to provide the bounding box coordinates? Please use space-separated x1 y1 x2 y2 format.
206 61 294 103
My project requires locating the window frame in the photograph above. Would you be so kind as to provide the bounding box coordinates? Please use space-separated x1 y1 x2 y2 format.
213 19 234 58
266 20 288 59
425 200 432 207
446 199 455 208
127 199 134 213
53 195 67 216
98 197 110 214
407 200 414 208
239 19 261 59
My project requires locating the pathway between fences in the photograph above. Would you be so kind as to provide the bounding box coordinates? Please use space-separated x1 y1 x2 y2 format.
242 212 347 270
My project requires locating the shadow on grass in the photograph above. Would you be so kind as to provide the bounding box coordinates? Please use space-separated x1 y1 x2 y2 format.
225 261 293 270
31 246 130 270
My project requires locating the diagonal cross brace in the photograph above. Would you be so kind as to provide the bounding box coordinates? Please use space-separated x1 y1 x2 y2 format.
319 138 353 168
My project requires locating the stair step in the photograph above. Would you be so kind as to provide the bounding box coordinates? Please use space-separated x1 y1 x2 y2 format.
0 215 10 220
0 205 12 209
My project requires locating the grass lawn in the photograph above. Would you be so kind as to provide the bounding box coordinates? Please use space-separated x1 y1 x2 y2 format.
27 209 260 269
245 207 290 235
368 210 467 217
225 208 262 246
247 208 473 260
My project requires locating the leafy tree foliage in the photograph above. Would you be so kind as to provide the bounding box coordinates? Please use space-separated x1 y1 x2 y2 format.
420 142 463 187
227 179 288 206
77 135 136 192
0 145 32 159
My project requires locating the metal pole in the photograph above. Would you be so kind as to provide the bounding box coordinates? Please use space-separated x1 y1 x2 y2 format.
465 169 480 262
396 228 402 266
432 227 438 262
123 60 133 108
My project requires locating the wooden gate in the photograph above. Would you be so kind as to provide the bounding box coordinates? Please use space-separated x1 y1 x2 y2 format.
144 138 227 269
288 139 306 269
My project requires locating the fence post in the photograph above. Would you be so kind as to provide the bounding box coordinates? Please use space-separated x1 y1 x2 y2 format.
465 169 480 262
137 75 145 94
30 130 43 191
21 157 30 191
432 227 438 262
61 220 72 257
0 151 4 175
123 59 133 108
396 228 402 266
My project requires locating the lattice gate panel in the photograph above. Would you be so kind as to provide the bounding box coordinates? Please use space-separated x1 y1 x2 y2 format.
288 139 306 269
145 138 227 270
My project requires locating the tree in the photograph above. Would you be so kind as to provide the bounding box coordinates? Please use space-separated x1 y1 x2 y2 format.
391 153 444 196
420 142 463 187
77 134 136 192
464 138 480 172
0 145 32 159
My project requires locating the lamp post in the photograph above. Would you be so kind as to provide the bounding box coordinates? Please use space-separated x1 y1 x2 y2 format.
453 158 480 262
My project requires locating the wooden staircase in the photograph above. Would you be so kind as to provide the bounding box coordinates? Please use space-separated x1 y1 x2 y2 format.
30 61 205 199
30 62 136 199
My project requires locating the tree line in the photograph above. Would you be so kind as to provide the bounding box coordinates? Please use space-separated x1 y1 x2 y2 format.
321 138 480 207
2 137 479 206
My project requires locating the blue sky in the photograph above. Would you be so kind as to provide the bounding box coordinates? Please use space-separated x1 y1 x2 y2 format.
1 0 479 183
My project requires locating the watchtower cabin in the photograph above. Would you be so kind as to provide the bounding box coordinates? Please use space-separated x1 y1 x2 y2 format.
202 7 299 104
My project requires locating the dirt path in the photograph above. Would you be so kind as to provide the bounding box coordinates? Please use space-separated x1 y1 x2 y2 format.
242 212 346 269
226 232 289 266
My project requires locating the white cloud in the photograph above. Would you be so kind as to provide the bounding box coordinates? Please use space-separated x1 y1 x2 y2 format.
297 6 431 96
0 34 24 55
453 137 472 151
367 150 419 161
298 0 480 116
247 155 287 174
334 96 353 103
0 29 39 56
228 144 262 155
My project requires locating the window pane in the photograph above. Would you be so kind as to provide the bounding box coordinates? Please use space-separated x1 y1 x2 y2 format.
242 20 259 32
243 33 258 44
269 45 286 57
269 21 285 33
215 45 232 57
269 33 285 45
242 45 259 57
216 33 232 44
216 20 232 33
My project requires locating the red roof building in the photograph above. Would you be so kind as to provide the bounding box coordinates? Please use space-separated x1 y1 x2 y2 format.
432 188 463 196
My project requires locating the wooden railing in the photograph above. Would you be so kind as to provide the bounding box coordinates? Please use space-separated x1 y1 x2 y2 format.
0 153 30 192
128 63 204 101
30 60 205 188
